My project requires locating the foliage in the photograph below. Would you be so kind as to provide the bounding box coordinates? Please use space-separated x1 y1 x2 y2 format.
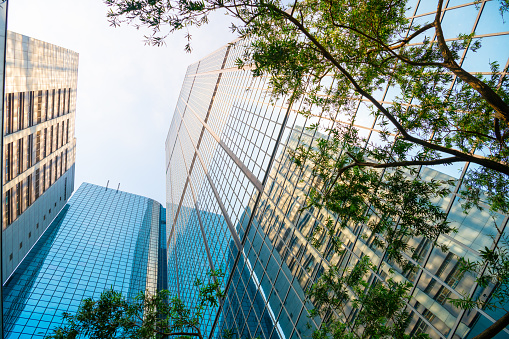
309 256 429 339
46 270 225 339
104 0 509 337
449 237 509 313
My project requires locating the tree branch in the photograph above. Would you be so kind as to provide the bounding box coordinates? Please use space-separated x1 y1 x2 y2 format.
433 0 509 123
325 155 463 196
389 22 435 50
495 117 503 143
445 129 498 142
472 310 509 339
324 2 442 67
266 4 509 177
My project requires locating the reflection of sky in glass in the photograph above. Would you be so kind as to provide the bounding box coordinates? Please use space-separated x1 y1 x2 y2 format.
2 183 164 338
475 1 509 35
354 102 376 128
406 0 419 16
416 0 438 15
163 1 509 337
442 4 479 39
447 0 475 8
411 14 435 31
462 35 509 72
423 158 466 179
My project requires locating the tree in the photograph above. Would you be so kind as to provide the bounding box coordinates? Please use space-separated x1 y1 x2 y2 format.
103 0 509 337
46 270 225 339
448 237 509 339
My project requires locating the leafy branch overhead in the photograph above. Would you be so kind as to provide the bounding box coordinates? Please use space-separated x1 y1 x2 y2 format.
106 0 509 211
104 0 509 338
46 270 226 339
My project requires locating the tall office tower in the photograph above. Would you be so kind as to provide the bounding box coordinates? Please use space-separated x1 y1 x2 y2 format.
2 182 166 338
165 1 509 338
0 1 8 335
2 32 78 282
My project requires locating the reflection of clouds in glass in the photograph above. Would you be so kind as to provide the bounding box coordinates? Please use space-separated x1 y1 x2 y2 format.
426 158 466 179
446 196 504 252
354 101 376 128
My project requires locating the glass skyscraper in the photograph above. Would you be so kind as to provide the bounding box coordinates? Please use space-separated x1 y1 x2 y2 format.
2 182 166 338
2 31 78 283
165 1 509 338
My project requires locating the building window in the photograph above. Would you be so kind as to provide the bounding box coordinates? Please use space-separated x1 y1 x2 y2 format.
67 88 71 113
42 164 46 192
55 156 58 180
35 168 40 200
56 122 60 150
36 131 41 162
51 89 55 119
5 142 13 182
18 92 25 130
45 90 49 121
27 134 34 168
27 174 32 207
16 182 22 217
50 126 54 153
61 122 64 147
43 128 47 157
5 189 12 226
17 138 24 175
66 119 69 144
62 88 66 114
57 89 61 116
5 93 14 134
37 90 42 123
28 91 34 127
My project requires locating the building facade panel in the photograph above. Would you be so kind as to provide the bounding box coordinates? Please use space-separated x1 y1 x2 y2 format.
166 1 509 338
2 183 165 338
2 31 78 282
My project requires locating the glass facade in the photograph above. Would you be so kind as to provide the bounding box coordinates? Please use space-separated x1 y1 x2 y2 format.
2 182 166 338
165 1 509 338
2 31 78 282
0 0 9 334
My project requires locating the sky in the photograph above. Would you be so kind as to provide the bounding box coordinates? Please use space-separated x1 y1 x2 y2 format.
7 0 238 204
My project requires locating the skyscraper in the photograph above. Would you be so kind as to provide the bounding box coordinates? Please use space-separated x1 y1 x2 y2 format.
2 182 166 338
2 31 78 282
0 1 9 335
165 1 509 338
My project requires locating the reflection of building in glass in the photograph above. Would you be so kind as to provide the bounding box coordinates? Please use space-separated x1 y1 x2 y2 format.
2 31 78 282
2 183 166 338
165 1 509 338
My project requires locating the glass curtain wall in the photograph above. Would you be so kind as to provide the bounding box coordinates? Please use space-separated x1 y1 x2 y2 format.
2 183 166 338
165 1 509 338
